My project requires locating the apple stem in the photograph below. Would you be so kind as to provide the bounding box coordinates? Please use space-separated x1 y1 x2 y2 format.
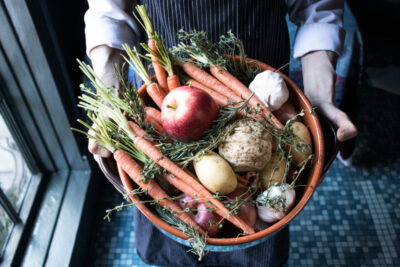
167 104 176 110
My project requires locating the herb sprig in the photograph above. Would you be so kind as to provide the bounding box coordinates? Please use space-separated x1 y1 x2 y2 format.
173 29 261 86
155 205 207 261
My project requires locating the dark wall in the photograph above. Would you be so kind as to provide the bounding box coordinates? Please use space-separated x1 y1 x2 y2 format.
348 0 400 67
42 0 88 86
27 0 89 155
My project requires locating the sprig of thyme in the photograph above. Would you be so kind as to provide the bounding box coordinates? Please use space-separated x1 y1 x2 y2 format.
172 29 261 86
154 205 207 261
115 64 146 126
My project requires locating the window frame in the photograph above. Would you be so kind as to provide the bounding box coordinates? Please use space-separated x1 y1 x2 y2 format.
0 0 95 265
0 83 45 264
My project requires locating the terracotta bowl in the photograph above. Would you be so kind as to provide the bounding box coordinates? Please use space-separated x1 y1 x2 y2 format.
98 59 338 249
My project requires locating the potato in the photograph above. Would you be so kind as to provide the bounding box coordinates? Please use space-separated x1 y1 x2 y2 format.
193 152 237 195
260 152 287 190
286 121 312 166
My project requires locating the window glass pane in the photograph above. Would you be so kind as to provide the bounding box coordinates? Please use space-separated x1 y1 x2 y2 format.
0 113 32 210
0 205 13 251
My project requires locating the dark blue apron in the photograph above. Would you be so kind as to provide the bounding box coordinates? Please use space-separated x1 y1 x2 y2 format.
133 1 290 266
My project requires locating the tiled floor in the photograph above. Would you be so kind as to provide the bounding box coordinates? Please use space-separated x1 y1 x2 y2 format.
86 83 400 266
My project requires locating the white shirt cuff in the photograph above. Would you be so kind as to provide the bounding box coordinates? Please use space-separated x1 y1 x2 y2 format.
85 18 138 57
293 23 345 58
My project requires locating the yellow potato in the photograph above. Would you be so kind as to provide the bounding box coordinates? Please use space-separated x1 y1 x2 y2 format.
286 121 312 166
260 152 287 190
193 152 237 195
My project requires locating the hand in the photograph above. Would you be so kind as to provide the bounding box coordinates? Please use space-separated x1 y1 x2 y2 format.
90 45 125 92
301 51 358 142
87 45 124 157
88 124 112 158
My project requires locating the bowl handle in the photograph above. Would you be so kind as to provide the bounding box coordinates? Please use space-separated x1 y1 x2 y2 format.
317 113 340 187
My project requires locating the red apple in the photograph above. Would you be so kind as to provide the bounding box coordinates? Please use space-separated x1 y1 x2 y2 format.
161 86 219 142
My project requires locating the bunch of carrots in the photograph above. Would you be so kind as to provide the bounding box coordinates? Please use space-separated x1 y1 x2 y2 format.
75 5 288 239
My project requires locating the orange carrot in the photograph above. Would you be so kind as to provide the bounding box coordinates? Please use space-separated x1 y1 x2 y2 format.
145 107 162 124
144 117 165 135
127 121 255 234
114 149 205 235
161 172 222 210
134 5 175 93
180 62 242 102
209 66 283 129
144 107 165 134
126 126 199 199
185 78 233 107
129 121 149 139
167 74 181 91
117 163 139 204
149 39 168 94
184 78 263 120
138 83 147 101
161 172 228 214
146 83 166 109
236 174 249 187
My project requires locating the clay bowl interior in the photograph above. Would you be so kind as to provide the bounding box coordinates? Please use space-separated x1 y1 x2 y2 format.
100 59 325 246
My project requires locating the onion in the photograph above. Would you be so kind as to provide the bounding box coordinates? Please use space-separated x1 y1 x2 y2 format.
177 194 223 236
256 183 296 223
227 188 257 227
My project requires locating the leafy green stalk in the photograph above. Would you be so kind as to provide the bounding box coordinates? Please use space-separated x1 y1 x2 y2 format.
133 5 154 38
122 45 152 85
141 32 175 76
72 112 116 154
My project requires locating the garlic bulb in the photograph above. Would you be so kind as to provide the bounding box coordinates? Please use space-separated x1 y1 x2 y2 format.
249 70 289 111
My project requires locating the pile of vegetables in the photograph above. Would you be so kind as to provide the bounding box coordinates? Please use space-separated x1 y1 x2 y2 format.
74 5 314 260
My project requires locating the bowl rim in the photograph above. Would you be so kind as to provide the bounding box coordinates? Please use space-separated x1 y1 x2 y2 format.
101 59 325 246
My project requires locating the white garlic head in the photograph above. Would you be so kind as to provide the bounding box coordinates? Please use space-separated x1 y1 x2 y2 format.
249 70 289 111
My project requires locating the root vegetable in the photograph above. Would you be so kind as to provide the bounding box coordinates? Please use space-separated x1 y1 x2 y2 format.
228 188 257 227
256 183 296 223
273 101 298 124
260 152 287 190
177 194 223 237
286 121 312 166
218 119 273 172
193 151 237 195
